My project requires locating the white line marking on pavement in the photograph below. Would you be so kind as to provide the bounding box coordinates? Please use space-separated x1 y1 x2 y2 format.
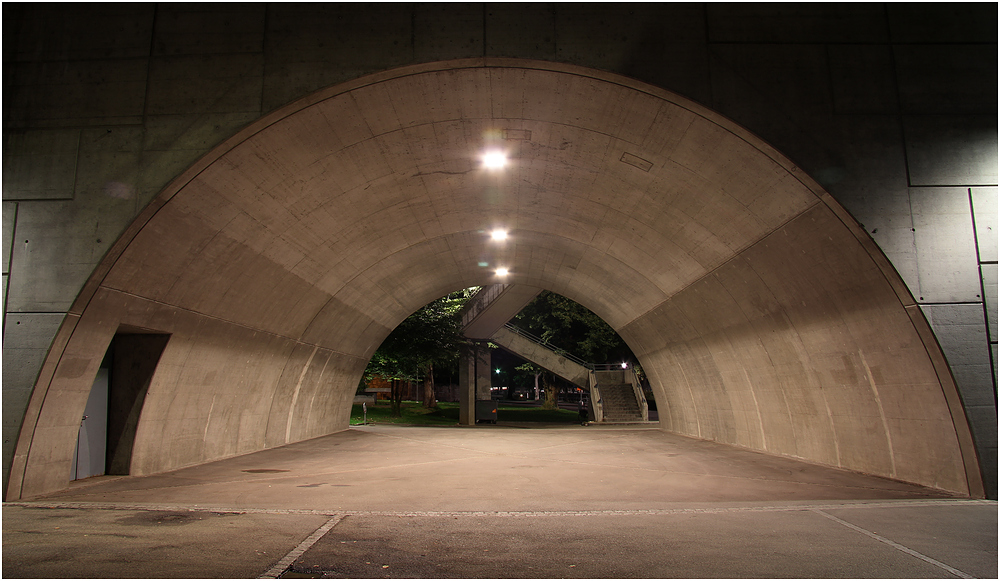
259 514 344 579
811 509 973 579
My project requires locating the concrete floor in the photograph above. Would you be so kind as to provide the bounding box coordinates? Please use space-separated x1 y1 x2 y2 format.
3 424 996 578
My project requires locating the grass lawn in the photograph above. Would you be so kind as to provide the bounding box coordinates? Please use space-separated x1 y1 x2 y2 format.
350 401 581 425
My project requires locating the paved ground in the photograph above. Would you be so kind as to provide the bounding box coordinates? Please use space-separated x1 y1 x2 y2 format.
3 424 996 578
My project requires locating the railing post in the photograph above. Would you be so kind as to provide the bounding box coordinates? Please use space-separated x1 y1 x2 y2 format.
588 370 603 423
630 367 648 422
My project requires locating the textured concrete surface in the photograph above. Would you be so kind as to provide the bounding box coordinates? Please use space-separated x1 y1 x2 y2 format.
5 59 983 503
3 426 996 579
4 5 996 501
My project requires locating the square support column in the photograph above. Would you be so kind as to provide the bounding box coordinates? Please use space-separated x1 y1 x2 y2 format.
459 342 493 425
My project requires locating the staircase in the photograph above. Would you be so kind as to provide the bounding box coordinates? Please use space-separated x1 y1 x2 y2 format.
597 385 642 422
590 369 647 423
490 324 591 388
459 284 650 424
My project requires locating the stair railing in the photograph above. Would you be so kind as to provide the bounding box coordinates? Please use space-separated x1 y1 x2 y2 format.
497 324 649 423
630 366 649 422
588 370 603 423
459 284 510 329
502 324 594 370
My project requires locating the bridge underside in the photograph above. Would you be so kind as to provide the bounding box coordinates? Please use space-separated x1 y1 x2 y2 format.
7 60 983 500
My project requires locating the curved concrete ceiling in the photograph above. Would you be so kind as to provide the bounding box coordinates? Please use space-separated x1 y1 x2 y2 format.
8 59 982 500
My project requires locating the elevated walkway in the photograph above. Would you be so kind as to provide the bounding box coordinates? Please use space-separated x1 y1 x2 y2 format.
460 284 542 340
459 285 648 424
490 324 591 388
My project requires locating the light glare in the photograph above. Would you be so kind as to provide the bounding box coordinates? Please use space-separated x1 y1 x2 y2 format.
483 151 507 169
496 267 509 276
491 229 508 241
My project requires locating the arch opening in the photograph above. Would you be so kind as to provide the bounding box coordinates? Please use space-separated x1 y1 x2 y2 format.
357 287 649 426
7 59 983 501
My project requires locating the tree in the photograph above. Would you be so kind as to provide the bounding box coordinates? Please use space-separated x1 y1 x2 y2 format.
511 291 635 409
363 290 471 416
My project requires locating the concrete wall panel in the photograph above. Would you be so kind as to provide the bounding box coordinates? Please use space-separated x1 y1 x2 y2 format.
904 116 999 187
2 129 79 201
894 45 997 115
911 188 982 303
8 4 154 61
624 203 971 493
886 4 997 43
6 200 130 313
972 188 998 263
553 4 710 103
982 264 998 344
3 202 15 273
485 4 557 60
706 4 887 43
1 313 65 489
75 127 144 212
14 287 366 482
7 58 148 128
828 45 898 115
152 4 266 56
145 54 263 116
921 305 994 409
3 5 994 499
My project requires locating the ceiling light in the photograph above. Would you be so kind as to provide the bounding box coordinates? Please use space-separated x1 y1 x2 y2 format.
482 151 507 169
491 229 507 241
496 267 509 276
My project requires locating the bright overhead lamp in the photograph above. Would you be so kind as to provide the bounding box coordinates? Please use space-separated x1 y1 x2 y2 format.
482 150 507 169
491 229 508 241
496 267 509 277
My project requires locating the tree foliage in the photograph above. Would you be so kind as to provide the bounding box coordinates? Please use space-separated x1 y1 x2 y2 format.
512 291 633 364
510 291 635 408
363 290 473 415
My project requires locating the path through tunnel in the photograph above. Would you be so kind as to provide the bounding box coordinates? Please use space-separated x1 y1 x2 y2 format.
7 59 983 501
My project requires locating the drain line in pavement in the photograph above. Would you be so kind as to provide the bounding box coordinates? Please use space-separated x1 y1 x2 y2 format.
259 514 344 579
810 509 973 579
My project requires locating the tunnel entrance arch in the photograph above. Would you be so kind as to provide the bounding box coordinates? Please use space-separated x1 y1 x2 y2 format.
7 59 983 500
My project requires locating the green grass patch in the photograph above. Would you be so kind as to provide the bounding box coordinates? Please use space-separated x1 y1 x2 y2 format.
351 401 459 425
350 401 581 425
494 405 580 423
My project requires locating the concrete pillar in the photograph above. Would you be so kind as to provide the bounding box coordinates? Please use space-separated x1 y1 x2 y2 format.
459 342 492 425
476 345 493 402
458 344 475 425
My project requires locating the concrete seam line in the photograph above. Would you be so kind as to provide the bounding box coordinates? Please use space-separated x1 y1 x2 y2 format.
810 509 973 579
5 499 992 517
259 514 344 579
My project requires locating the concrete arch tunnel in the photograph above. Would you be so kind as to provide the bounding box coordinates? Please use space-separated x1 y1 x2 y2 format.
7 59 984 500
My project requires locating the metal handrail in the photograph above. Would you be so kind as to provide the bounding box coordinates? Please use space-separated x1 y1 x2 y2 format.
459 284 507 328
591 363 632 372
502 323 594 369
